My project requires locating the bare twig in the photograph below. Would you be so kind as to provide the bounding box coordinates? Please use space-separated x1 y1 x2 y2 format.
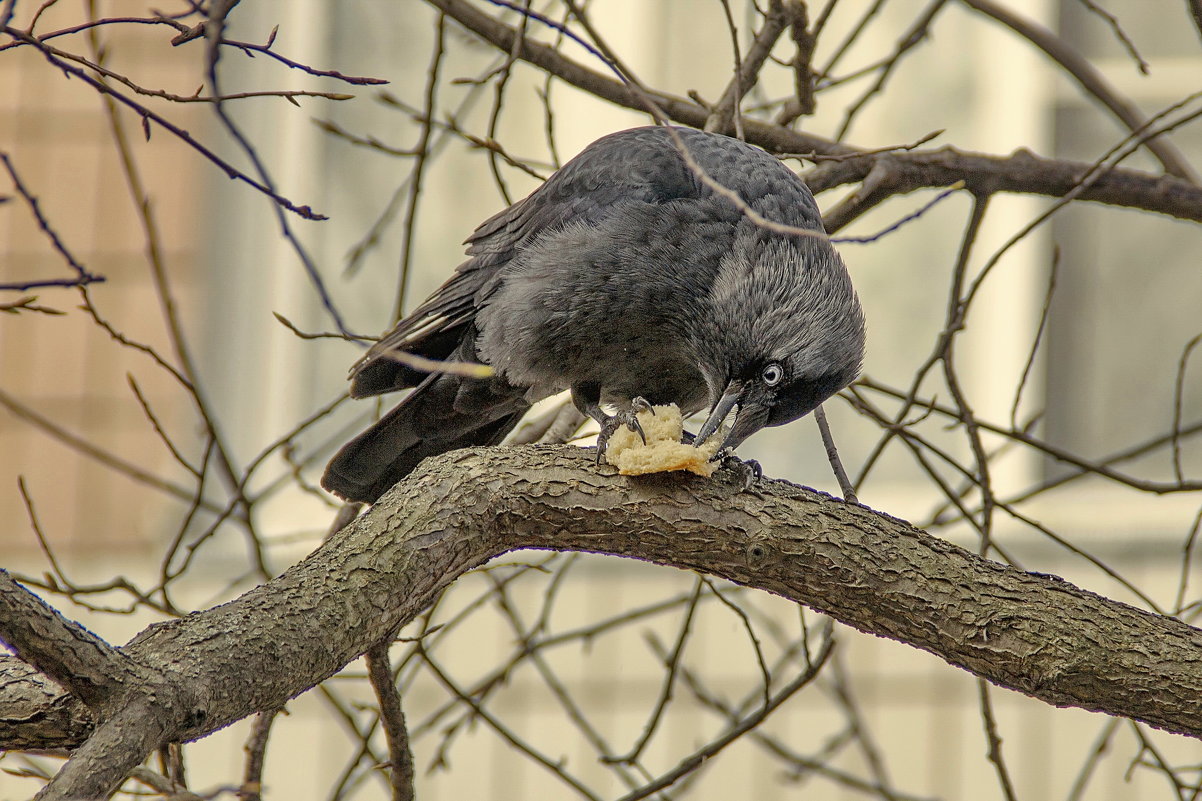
1074 0 1149 73
705 0 790 136
831 180 963 244
200 11 349 337
1172 333 1202 484
960 0 1196 181
393 14 448 320
0 295 63 314
366 642 416 801
1010 246 1060 429
606 577 705 765
272 312 373 342
702 577 772 707
834 0 950 141
2 29 325 220
420 646 602 801
1173 505 1202 617
0 152 105 287
238 710 278 801
91 21 272 584
977 680 1019 801
777 0 817 125
614 625 834 801
209 36 388 86
127 375 202 478
814 405 857 503
433 0 1202 224
0 388 219 509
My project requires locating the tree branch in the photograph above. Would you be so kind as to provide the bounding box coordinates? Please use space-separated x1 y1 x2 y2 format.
0 571 134 710
366 641 416 801
704 0 791 136
3 445 1201 797
426 0 1202 225
809 146 1202 231
960 0 1198 182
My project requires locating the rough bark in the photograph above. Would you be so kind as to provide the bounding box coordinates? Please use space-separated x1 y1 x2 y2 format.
1 445 1200 799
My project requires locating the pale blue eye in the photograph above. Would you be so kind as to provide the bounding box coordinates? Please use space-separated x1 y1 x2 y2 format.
762 363 784 386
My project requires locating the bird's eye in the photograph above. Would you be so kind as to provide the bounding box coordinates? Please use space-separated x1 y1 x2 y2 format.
761 362 784 387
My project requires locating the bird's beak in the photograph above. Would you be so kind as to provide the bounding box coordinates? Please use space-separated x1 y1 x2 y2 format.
694 379 745 448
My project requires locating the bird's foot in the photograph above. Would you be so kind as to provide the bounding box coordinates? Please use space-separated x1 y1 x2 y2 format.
715 448 762 492
594 397 654 463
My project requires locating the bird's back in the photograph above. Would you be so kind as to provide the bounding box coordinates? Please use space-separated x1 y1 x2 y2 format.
469 127 826 245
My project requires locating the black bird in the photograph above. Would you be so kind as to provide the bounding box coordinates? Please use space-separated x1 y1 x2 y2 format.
322 126 865 503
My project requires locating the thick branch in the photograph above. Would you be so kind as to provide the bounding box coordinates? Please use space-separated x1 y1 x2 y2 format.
0 659 94 750
4 446 1202 796
0 571 134 710
808 147 1202 230
36 698 174 801
426 0 1202 225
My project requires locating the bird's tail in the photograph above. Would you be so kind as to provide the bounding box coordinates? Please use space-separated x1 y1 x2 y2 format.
322 374 527 504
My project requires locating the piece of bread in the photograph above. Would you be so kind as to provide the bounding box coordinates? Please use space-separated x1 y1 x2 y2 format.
603 404 722 477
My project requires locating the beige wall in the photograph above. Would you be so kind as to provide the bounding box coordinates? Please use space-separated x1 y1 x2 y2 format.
1 3 208 555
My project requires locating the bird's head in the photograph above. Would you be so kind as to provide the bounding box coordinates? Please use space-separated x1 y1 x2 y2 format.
692 233 865 452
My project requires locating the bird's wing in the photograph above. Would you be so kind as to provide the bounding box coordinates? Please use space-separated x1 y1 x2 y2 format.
349 127 706 397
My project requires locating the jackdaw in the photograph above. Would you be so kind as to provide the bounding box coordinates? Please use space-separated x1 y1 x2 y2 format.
322 126 865 503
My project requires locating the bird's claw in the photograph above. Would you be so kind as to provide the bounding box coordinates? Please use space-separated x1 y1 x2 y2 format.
715 448 762 492
594 397 654 463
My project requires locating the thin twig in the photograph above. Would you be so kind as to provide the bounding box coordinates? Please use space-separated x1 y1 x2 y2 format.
1172 333 1202 484
1010 245 1060 429
127 375 202 478
857 377 1202 495
201 12 349 337
239 710 279 801
835 0 950 141
814 405 857 503
0 295 64 314
0 387 218 509
420 647 603 801
614 626 835 801
0 151 106 287
3 28 325 220
960 0 1195 181
702 577 772 707
1074 0 1149 73
831 181 963 245
977 680 1019 801
607 577 705 765
706 0 789 136
394 13 447 320
366 642 416 801
1174 505 1202 616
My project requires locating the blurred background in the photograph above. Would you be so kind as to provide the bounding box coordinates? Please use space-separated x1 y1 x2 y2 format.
2 1 1200 798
